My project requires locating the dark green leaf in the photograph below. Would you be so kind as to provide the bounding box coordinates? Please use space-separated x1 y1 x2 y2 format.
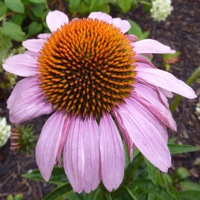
5 0 24 13
111 186 137 200
168 144 200 155
11 13 24 26
133 179 175 200
44 183 72 200
1 22 25 41
145 159 162 185
179 190 200 200
140 31 150 40
116 0 131 13
28 21 43 36
22 167 68 184
0 2 7 18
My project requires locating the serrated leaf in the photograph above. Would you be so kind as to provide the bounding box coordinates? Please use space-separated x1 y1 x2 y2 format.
1 22 25 41
168 144 200 155
28 21 43 36
22 167 67 184
133 179 175 200
116 0 131 13
5 0 24 13
43 183 72 200
28 0 46 3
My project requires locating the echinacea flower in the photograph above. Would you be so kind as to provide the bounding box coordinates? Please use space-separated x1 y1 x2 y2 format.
3 11 196 193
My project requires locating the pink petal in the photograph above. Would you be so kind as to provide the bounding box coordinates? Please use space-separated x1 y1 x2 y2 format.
7 77 53 124
36 111 68 181
111 18 131 33
63 117 100 193
99 113 125 191
132 82 177 131
24 50 39 60
136 68 197 99
88 12 112 23
3 54 37 77
115 98 171 172
22 39 45 52
38 33 51 39
46 10 69 32
88 12 130 33
135 54 156 68
127 34 138 42
134 39 175 54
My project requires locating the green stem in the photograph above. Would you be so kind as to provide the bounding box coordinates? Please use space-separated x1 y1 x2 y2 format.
170 66 200 113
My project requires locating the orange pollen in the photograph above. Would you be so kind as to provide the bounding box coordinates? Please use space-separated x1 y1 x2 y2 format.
37 18 136 118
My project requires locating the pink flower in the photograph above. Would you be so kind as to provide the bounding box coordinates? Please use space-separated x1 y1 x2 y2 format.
3 11 196 193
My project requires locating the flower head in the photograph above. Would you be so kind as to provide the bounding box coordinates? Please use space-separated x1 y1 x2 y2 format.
151 0 173 21
3 11 196 193
0 117 11 147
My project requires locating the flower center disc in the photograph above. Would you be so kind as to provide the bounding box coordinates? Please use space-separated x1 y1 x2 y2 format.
38 18 136 118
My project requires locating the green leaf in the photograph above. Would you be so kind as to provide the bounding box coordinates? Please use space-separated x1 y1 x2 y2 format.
69 0 81 13
140 31 150 40
22 167 68 184
0 31 12 65
1 22 25 41
5 0 24 13
168 144 200 155
179 190 200 200
28 0 46 3
145 159 162 185
0 2 7 18
11 13 24 26
28 21 43 36
128 20 142 38
116 0 131 13
133 179 175 200
43 183 72 200
180 181 200 191
176 167 190 180
111 186 137 200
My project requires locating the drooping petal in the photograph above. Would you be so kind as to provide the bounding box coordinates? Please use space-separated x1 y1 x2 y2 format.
135 54 156 68
134 39 175 54
127 34 138 42
115 98 171 172
99 113 125 191
7 77 53 124
3 54 37 77
132 82 177 131
24 50 39 60
64 117 100 193
36 111 68 181
136 68 197 99
46 10 69 32
23 39 45 52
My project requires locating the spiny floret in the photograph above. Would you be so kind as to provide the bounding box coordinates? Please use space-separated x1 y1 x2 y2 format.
37 18 136 118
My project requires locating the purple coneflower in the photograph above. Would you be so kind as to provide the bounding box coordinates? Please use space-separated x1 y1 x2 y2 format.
3 11 196 193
